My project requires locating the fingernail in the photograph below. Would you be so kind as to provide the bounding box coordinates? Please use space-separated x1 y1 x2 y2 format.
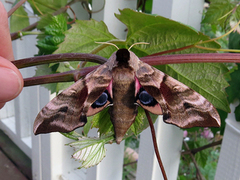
0 67 22 102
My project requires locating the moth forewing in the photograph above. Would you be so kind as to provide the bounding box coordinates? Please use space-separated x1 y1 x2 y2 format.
33 80 88 134
33 63 113 135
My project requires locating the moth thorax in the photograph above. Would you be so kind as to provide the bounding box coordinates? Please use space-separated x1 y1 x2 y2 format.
116 49 130 63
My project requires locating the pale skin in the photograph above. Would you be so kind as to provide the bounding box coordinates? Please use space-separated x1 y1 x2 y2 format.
0 2 23 109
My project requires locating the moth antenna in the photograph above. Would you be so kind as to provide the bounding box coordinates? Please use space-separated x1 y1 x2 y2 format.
95 42 119 50
128 42 150 51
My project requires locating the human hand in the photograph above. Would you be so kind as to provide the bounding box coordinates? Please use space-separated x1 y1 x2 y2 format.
0 2 23 109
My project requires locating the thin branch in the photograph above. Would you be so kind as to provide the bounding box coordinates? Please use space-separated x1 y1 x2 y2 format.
10 0 81 40
12 53 107 69
144 110 168 180
147 45 195 56
23 66 98 86
7 0 28 17
183 141 204 180
140 53 240 65
11 22 38 40
181 139 222 155
123 161 137 167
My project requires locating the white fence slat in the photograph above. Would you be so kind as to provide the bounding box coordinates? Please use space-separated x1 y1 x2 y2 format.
31 86 50 180
92 0 137 39
215 102 240 179
0 100 15 119
136 118 183 180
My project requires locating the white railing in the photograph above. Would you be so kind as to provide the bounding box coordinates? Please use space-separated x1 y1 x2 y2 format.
0 0 204 179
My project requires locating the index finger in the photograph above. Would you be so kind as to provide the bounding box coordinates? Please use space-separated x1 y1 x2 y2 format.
0 2 14 61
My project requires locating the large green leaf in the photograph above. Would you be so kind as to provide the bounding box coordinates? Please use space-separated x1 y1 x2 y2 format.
54 20 117 56
226 64 240 121
115 9 220 56
10 4 29 32
202 1 235 28
28 0 67 15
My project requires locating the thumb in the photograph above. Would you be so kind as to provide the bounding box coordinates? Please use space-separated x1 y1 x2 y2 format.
0 57 23 108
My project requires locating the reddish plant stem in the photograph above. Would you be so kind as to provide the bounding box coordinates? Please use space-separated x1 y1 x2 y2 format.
11 22 38 40
140 53 240 65
7 0 27 17
12 53 107 69
144 110 168 180
147 45 195 56
10 0 79 40
23 66 98 86
123 161 137 167
183 141 204 180
181 139 222 155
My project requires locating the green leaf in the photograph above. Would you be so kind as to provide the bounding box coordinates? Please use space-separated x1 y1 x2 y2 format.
28 0 67 15
10 5 29 32
229 32 240 49
229 61 240 121
91 108 114 136
211 109 228 135
34 64 57 94
54 19 117 56
44 14 68 35
234 104 240 122
69 135 114 168
129 107 158 136
226 64 240 103
37 14 55 30
115 9 220 56
36 14 67 55
194 139 208 168
202 1 235 28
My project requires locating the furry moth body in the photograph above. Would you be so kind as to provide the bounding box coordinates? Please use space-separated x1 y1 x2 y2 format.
34 49 221 144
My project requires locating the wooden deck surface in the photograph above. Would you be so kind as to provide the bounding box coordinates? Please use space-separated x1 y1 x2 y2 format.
0 150 28 180
0 130 31 180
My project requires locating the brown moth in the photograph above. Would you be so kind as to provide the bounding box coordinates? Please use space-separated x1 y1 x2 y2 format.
34 48 221 144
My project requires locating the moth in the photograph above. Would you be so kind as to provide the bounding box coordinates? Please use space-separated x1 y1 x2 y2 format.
34 48 221 144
